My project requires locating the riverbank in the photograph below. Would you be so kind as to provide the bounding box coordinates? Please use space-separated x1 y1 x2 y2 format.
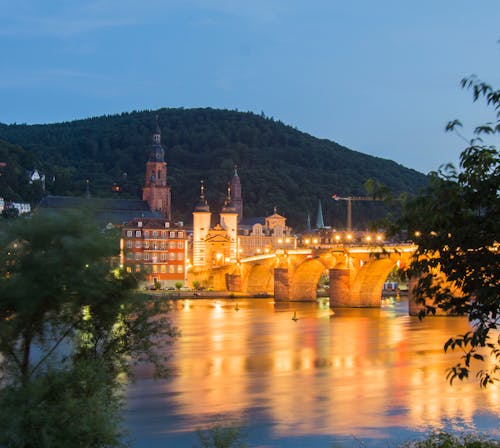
143 290 271 299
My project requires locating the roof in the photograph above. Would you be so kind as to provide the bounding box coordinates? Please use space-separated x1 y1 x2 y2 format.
123 217 184 230
38 195 162 225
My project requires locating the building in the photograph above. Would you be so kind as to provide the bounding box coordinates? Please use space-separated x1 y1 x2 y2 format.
121 218 187 287
0 198 31 215
142 120 171 220
229 166 243 223
192 181 238 267
238 210 296 257
190 173 296 267
39 122 169 226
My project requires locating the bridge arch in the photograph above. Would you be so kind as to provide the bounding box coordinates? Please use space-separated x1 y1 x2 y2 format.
244 262 275 295
289 258 331 301
349 257 399 307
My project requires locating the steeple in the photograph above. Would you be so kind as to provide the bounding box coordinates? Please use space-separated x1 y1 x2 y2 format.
142 116 171 219
152 115 161 145
316 199 325 229
229 165 243 223
221 183 237 214
194 180 210 212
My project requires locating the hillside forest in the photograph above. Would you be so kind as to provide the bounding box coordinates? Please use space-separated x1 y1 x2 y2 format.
0 108 428 229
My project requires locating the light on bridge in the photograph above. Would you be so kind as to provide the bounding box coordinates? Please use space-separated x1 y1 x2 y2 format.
305 239 310 244
346 234 353 241
313 238 318 244
335 235 341 242
365 236 372 242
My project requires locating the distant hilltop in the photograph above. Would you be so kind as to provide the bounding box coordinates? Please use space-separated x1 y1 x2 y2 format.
0 108 428 228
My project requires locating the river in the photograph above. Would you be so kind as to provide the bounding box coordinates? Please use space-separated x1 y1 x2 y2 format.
125 297 500 447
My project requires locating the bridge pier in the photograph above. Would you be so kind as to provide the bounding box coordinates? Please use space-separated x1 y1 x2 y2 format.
226 274 242 292
274 268 289 301
329 268 352 307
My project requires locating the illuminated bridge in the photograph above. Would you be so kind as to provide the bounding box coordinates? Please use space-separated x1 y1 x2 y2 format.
188 243 418 308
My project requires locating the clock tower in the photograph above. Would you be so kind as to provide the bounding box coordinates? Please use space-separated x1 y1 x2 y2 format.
142 119 171 220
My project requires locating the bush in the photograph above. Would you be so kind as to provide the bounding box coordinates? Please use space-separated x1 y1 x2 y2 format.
399 431 500 447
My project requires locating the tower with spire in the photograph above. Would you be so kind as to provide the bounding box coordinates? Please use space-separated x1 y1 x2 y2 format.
142 117 171 220
192 181 212 267
220 184 238 261
315 199 325 229
229 166 243 223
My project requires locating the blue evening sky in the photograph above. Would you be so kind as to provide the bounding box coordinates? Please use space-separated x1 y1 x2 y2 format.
1 0 499 173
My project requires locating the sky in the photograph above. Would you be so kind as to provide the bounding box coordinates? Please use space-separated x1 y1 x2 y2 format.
1 0 499 174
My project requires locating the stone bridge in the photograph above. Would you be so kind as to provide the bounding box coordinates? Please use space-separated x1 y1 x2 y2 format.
188 244 417 308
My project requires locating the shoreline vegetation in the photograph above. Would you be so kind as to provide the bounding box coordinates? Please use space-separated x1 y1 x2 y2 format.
143 289 409 300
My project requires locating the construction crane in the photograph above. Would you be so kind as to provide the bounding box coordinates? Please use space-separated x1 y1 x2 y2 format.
331 195 382 231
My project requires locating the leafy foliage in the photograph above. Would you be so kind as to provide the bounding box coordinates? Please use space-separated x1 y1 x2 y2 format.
0 210 178 447
0 108 428 228
398 76 500 386
196 420 248 448
399 431 500 447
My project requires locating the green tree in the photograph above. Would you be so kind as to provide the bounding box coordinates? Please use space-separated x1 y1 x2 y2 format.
0 209 178 447
399 76 499 386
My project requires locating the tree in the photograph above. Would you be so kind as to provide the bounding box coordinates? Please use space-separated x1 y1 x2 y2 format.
0 209 178 447
399 76 499 387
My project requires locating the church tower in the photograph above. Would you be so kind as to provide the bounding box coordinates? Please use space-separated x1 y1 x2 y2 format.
192 181 211 267
220 184 239 261
230 166 243 223
142 118 171 220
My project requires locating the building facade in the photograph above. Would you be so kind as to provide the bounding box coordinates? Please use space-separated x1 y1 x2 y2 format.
190 173 296 267
142 121 172 220
121 218 187 286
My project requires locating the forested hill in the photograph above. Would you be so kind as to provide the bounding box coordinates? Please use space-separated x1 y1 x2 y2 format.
0 108 427 228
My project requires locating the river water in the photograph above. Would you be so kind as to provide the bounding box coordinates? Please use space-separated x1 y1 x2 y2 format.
126 297 500 447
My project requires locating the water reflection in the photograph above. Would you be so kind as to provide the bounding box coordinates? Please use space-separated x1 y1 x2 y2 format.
127 298 500 447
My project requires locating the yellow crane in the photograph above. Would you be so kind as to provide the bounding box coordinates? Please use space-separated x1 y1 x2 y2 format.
331 195 382 231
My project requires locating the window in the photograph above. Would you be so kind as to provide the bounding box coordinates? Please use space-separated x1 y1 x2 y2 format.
126 241 132 248
126 266 132 273
169 231 175 238
144 241 150 249
143 253 149 261
144 231 149 238
153 231 158 238
152 265 158 273
126 252 133 260
177 265 183 273
135 241 141 249
169 241 176 249
169 265 175 273
126 230 133 237
177 231 183 238
135 230 141 237
177 241 184 249
135 265 141 272
160 253 167 261
135 253 141 260
177 252 184 260
169 252 176 260
161 265 166 273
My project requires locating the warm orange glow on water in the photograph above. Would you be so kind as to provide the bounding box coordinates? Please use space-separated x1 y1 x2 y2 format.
127 299 500 447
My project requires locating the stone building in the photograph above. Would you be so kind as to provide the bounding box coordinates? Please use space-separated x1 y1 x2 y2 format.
121 218 187 286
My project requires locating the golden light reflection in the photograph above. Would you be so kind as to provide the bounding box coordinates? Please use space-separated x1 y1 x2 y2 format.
135 299 500 441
